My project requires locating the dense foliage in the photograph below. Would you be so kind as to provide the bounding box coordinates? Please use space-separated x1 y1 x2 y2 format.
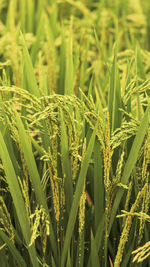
0 0 150 266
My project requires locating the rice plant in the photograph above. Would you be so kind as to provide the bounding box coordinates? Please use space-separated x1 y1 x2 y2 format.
0 0 150 266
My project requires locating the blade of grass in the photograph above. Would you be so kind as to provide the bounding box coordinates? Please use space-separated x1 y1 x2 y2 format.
58 24 66 95
94 138 104 231
26 0 34 32
51 255 57 267
108 44 122 132
136 44 146 81
88 74 94 98
66 250 71 267
6 0 17 31
0 230 26 267
47 1 58 37
60 108 73 213
79 40 89 90
136 46 143 120
65 20 74 95
78 230 85 267
124 60 133 113
0 104 19 173
31 12 45 65
87 213 105 267
94 28 110 74
91 230 100 267
0 131 39 267
36 0 44 22
121 240 134 267
15 110 48 210
0 239 9 267
14 110 58 262
109 104 150 234
21 32 40 97
20 0 26 32
95 76 107 108
60 122 98 267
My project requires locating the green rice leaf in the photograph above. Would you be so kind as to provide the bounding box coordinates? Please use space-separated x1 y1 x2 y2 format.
31 12 45 65
109 104 150 233
0 230 26 267
26 0 35 32
94 138 104 231
91 230 100 267
60 122 98 267
136 44 146 81
14 110 58 262
108 45 122 132
21 32 40 97
58 24 66 95
65 22 74 95
0 131 39 267
60 108 73 212
87 213 105 267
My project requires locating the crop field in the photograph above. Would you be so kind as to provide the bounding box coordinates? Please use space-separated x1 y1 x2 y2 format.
0 0 150 266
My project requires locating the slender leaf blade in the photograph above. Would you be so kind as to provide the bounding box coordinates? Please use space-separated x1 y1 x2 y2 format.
21 33 40 97
60 108 73 212
0 230 26 267
0 131 39 267
14 110 58 261
91 231 100 267
109 104 150 233
61 123 98 267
